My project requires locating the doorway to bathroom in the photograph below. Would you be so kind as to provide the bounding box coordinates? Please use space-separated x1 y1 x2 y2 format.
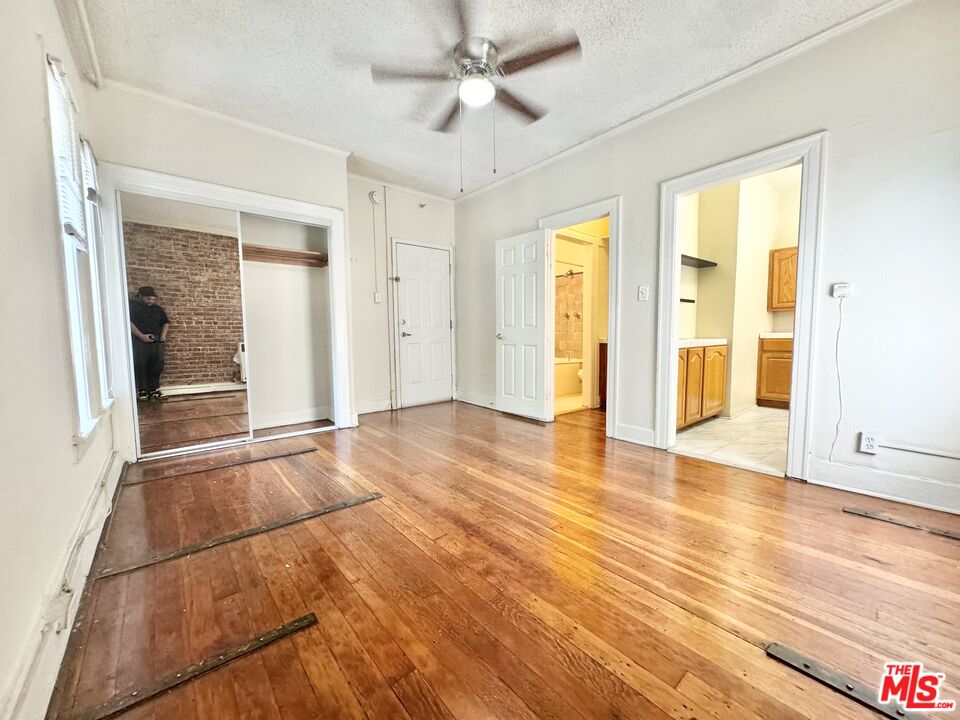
552 216 611 419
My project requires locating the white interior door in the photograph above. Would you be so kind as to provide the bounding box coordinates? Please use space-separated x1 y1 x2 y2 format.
395 242 453 407
495 229 552 420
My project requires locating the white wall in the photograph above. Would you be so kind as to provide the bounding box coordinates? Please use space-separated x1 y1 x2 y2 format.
771 167 802 333
81 82 348 209
0 2 121 717
677 193 700 338
346 176 455 414
731 174 782 415
241 215 332 429
694 183 740 335
120 193 239 236
454 0 960 511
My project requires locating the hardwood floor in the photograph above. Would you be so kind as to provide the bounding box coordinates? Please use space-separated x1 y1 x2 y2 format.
49 402 960 719
137 390 249 453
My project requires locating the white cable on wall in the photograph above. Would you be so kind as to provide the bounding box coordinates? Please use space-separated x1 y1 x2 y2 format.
368 189 383 296
828 296 845 462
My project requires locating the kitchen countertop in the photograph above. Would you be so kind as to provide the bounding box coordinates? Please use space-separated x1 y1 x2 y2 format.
678 338 727 349
759 332 793 339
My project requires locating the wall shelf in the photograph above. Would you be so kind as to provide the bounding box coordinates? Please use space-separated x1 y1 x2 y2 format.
242 243 328 268
681 254 717 269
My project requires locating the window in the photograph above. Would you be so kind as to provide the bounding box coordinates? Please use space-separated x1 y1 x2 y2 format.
46 56 113 440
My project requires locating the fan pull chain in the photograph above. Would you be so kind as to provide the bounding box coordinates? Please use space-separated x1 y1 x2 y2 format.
492 93 497 175
458 97 464 194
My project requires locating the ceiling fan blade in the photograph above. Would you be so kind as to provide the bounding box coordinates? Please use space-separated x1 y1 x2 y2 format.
500 34 581 75
371 66 451 83
496 87 545 123
452 0 469 40
432 99 460 132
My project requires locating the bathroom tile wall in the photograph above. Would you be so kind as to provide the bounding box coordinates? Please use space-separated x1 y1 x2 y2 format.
555 273 583 358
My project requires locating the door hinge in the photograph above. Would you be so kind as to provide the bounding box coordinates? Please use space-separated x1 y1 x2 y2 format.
450 319 453 329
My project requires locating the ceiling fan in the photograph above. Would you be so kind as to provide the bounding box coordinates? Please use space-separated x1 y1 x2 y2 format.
369 1 582 133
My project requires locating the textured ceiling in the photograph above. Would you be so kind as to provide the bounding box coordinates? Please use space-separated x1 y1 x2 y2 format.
84 0 890 197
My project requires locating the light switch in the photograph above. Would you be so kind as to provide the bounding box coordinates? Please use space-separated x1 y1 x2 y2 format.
637 285 650 301
374 291 384 304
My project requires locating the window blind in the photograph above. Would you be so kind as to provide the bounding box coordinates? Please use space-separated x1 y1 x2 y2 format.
47 55 87 248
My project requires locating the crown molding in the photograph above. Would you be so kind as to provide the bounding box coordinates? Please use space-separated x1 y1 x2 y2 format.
97 79 353 158
54 0 103 87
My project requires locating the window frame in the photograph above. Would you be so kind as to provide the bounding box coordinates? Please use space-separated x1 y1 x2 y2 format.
46 55 113 442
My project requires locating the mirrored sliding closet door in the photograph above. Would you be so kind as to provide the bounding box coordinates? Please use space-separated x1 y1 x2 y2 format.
120 192 250 454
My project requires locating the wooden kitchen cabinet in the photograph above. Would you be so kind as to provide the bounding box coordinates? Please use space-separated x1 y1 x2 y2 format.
757 338 793 408
768 246 798 311
702 345 727 417
677 344 726 428
684 347 704 425
677 348 687 429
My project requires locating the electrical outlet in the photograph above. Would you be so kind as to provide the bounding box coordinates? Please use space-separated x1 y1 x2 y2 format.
859 432 879 454
638 285 650 302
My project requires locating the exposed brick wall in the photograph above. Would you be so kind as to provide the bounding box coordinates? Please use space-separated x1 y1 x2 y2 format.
124 222 244 387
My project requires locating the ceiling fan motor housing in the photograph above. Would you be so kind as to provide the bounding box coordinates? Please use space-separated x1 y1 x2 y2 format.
456 37 500 78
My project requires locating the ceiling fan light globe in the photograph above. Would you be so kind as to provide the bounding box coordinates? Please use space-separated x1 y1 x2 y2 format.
458 75 495 107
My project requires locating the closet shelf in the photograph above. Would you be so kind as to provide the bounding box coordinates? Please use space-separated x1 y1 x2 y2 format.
243 243 328 268
681 254 717 269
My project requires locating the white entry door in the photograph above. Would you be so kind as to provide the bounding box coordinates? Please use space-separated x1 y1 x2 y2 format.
395 242 453 407
495 229 552 421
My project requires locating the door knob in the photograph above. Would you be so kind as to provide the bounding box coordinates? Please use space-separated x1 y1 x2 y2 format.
401 331 413 337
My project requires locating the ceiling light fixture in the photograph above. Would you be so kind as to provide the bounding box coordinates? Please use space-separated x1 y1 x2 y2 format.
458 72 495 107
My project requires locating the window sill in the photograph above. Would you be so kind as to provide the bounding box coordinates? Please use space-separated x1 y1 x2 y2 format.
72 402 112 447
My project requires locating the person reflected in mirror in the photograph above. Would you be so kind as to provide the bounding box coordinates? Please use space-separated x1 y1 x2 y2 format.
130 286 169 401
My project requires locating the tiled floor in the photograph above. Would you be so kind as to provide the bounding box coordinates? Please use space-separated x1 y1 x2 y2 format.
555 393 586 415
670 405 789 476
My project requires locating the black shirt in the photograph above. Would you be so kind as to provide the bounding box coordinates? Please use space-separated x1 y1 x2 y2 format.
130 300 169 338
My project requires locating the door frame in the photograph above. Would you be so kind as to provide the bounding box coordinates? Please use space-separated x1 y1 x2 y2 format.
539 196 622 438
655 132 827 480
389 237 456 409
99 163 356 462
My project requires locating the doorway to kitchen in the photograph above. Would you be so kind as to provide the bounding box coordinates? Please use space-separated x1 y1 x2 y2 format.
656 134 826 480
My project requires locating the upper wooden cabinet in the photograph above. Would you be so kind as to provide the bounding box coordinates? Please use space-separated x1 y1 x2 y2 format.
768 246 798 311
677 344 726 429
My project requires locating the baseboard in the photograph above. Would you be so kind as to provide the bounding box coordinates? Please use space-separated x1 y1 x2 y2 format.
807 456 960 516
356 398 392 415
757 399 790 410
2 451 125 720
614 422 657 447
454 389 495 409
160 381 246 396
251 405 331 430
